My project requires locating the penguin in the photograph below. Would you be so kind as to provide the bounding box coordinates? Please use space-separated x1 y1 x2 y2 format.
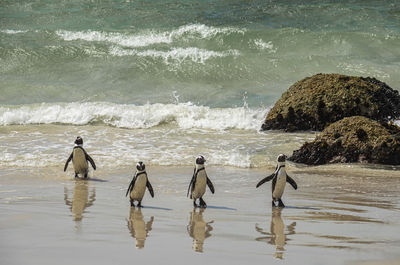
256 154 297 207
187 155 215 208
126 161 154 208
64 136 96 178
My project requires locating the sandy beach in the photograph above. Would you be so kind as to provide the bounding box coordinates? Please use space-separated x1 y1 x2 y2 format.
1 164 400 265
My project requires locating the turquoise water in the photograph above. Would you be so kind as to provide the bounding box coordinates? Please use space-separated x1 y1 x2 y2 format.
2 1 399 106
1 1 400 168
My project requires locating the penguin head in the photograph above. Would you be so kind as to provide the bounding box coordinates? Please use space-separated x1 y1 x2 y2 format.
277 154 287 163
74 136 83 145
195 155 206 165
136 161 145 171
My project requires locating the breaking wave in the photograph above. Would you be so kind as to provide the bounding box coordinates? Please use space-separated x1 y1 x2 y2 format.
109 46 240 64
0 102 268 131
55 24 245 48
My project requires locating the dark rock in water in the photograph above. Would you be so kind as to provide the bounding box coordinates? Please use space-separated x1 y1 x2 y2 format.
289 116 400 165
261 73 400 131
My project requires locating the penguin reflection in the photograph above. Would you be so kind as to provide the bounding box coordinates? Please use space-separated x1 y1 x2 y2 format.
127 207 154 249
187 208 214 253
64 180 96 222
255 207 296 259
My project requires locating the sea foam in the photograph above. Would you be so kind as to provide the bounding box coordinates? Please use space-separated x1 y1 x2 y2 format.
0 102 268 131
56 24 245 48
0 29 28 34
109 46 240 63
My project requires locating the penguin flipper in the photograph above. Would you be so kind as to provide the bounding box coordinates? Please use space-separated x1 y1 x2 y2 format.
146 180 154 198
64 153 73 171
286 175 297 190
86 153 96 170
272 177 277 194
126 176 136 197
206 177 215 194
256 173 275 188
187 168 196 198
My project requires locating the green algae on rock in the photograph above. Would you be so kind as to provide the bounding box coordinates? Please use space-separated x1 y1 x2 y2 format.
261 74 400 132
289 116 400 165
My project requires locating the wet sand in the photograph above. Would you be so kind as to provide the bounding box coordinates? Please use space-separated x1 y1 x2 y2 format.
1 165 400 265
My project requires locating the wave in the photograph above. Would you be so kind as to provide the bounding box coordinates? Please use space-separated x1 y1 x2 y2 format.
55 24 245 48
0 29 28 34
0 146 256 169
0 102 268 131
109 46 240 63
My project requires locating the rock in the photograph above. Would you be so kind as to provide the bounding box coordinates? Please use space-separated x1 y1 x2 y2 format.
261 74 400 131
289 116 400 165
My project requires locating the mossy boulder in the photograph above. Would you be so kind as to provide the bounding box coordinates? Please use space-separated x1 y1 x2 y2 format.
261 73 400 131
289 116 400 165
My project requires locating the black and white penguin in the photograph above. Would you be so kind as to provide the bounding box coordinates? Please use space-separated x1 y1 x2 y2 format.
126 161 154 208
64 136 96 178
256 154 297 207
187 155 215 208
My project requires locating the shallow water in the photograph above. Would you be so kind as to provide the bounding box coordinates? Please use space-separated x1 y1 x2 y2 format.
0 124 316 168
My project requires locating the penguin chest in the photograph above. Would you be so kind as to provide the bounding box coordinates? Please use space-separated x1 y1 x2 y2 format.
192 172 207 199
273 170 287 199
130 175 147 201
72 149 88 174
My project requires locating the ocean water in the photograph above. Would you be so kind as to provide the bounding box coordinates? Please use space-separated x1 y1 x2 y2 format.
1 0 400 169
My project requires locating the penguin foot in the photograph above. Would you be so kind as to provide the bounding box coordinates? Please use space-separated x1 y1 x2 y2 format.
74 173 79 178
193 201 198 208
130 200 135 207
84 173 88 178
199 198 207 208
272 201 277 207
278 199 285 208
137 201 143 208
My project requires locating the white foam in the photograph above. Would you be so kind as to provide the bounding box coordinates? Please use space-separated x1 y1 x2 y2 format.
56 29 171 48
109 46 137 56
141 47 239 64
56 24 245 48
1 29 28 34
169 24 245 40
253 39 277 53
109 46 240 63
0 102 268 131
